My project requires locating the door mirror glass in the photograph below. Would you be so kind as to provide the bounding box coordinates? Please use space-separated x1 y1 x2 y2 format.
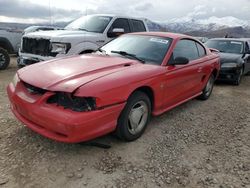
107 28 125 38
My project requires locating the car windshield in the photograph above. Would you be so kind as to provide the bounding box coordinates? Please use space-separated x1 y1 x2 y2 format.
205 40 243 54
101 35 172 65
65 15 112 33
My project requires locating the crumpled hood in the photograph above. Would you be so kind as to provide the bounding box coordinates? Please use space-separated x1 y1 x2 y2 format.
18 54 140 93
24 29 100 40
219 53 242 64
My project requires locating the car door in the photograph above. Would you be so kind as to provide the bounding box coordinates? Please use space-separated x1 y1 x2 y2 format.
162 39 206 109
106 18 131 41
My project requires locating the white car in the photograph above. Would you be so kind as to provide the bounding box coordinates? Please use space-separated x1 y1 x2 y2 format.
18 14 149 67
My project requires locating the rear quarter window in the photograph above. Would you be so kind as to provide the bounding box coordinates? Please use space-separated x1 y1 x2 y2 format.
196 42 206 57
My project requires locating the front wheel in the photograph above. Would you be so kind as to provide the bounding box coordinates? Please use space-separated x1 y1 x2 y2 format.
0 47 10 70
115 91 151 141
198 74 215 100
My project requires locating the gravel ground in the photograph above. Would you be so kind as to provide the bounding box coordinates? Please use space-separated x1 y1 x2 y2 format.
0 58 249 188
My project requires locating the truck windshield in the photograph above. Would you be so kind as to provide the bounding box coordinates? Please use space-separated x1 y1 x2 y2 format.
205 40 243 54
101 35 172 65
65 15 112 33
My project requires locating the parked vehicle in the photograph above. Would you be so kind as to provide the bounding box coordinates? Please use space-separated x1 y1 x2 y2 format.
22 26 61 35
7 32 220 143
18 14 148 67
205 38 250 85
0 28 22 70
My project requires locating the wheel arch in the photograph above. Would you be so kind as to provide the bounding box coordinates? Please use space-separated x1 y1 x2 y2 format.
79 49 94 54
129 86 154 111
212 68 219 79
242 63 245 73
0 37 14 53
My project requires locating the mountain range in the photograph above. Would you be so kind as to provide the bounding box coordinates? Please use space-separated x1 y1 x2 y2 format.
161 16 250 32
148 16 250 38
1 16 250 38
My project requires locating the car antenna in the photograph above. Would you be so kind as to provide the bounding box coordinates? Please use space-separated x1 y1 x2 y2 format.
49 0 52 26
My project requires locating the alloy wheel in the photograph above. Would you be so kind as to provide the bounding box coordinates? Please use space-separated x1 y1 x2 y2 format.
128 101 149 135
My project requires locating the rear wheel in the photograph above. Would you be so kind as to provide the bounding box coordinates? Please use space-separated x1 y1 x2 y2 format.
233 67 243 86
115 91 151 141
198 74 215 100
0 47 10 70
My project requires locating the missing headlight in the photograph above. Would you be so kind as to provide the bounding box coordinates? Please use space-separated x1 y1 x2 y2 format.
47 92 96 112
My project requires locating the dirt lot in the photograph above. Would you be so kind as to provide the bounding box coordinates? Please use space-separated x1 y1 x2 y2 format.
0 58 249 188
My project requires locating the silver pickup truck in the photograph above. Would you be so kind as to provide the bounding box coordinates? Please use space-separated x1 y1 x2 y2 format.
0 28 22 70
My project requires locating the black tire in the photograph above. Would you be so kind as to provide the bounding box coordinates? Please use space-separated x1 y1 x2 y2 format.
198 74 215 100
233 68 243 86
115 91 151 141
0 47 10 70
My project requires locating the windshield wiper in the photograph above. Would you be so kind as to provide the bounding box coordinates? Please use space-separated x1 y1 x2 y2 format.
97 48 107 55
78 28 89 32
111 51 145 63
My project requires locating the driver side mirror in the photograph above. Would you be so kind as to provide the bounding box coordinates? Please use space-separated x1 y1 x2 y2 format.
245 49 250 54
169 57 189 65
107 28 125 38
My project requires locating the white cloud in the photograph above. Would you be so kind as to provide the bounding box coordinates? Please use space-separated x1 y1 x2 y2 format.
0 0 250 23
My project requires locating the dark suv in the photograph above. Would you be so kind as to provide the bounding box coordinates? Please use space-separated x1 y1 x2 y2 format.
205 38 250 85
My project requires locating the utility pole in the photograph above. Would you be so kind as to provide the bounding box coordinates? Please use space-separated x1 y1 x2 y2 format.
49 0 52 25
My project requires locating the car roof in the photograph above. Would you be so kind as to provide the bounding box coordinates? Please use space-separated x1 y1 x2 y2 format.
78 14 146 21
128 32 191 40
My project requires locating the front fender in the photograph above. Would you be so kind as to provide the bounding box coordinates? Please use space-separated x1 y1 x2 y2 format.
73 64 166 112
67 42 100 55
0 37 14 53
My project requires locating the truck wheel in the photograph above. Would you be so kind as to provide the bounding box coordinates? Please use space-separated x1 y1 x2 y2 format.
0 47 10 70
115 91 151 141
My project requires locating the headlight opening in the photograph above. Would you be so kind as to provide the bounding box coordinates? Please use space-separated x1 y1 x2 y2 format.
51 43 71 54
47 92 96 112
12 74 20 88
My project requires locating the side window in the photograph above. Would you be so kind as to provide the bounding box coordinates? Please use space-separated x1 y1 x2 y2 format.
173 39 199 61
131 19 146 32
109 18 130 33
196 42 206 57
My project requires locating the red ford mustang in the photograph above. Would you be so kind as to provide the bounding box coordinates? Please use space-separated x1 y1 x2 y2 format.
7 32 220 143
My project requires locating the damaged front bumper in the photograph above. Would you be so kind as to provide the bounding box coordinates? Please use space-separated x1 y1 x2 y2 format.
7 82 126 143
17 52 65 67
217 67 241 81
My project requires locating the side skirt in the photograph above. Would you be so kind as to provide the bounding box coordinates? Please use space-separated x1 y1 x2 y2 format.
152 92 202 116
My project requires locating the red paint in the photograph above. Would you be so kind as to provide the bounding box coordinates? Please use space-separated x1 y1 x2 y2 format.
7 32 220 143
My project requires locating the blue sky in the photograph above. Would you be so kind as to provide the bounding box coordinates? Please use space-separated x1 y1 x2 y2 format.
0 0 250 23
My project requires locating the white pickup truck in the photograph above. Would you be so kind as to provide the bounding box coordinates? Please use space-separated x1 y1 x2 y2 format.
18 14 149 67
0 28 22 70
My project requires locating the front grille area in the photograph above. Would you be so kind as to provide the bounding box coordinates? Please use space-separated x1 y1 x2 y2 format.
23 82 47 95
22 37 51 56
